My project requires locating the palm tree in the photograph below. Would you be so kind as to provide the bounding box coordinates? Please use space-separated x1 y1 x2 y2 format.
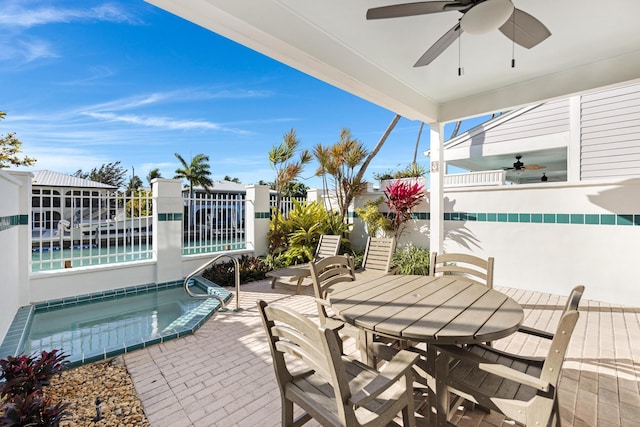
146 168 162 186
173 153 214 199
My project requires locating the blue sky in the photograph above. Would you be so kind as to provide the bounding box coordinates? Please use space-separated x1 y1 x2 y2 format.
1 0 486 188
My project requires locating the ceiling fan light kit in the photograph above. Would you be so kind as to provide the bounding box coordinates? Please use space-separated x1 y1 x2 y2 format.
459 0 514 35
367 0 551 68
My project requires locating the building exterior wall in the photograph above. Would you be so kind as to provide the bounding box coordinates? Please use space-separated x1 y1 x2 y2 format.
581 83 640 180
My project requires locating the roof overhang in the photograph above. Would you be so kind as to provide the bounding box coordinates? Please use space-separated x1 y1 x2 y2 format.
146 0 640 124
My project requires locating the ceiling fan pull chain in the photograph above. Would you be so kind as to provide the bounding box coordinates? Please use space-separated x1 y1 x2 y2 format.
458 33 463 76
511 11 516 68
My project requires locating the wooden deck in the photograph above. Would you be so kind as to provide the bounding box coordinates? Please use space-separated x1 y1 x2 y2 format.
123 280 640 427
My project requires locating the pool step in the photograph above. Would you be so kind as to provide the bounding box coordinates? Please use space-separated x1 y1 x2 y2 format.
164 279 232 332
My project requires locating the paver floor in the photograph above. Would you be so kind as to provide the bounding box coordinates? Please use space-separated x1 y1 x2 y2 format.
124 280 640 427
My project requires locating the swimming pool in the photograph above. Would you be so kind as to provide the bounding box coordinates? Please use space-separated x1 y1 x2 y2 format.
0 279 231 367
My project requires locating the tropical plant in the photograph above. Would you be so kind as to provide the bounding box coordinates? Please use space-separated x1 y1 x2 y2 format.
173 152 214 198
125 189 152 217
268 128 312 252
146 168 162 186
0 393 71 427
392 245 430 275
202 255 269 286
127 175 143 193
0 350 71 427
355 197 391 237
384 179 425 238
0 112 36 169
0 350 69 398
313 115 401 221
268 200 348 265
373 163 427 181
73 161 127 188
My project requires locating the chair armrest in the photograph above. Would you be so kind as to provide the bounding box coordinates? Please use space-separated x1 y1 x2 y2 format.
349 350 419 407
315 297 331 307
518 325 554 340
436 345 551 392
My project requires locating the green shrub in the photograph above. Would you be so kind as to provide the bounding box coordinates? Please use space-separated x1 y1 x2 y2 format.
202 255 269 286
355 197 391 238
269 200 349 265
392 245 430 275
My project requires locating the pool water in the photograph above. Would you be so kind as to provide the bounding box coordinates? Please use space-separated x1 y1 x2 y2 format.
3 280 230 366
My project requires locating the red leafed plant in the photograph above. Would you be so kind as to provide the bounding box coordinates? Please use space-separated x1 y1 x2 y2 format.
0 350 71 427
384 180 425 238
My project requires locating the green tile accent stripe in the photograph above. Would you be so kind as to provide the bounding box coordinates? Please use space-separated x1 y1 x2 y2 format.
0 214 28 232
254 212 270 219
158 213 183 221
442 212 640 226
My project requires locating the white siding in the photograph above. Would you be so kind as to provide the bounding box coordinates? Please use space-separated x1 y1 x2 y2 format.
581 83 640 180
454 99 570 151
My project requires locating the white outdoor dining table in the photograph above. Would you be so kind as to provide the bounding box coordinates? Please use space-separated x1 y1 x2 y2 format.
329 274 524 426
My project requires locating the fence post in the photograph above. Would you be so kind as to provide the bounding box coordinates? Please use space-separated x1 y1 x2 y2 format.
152 179 184 283
245 185 270 257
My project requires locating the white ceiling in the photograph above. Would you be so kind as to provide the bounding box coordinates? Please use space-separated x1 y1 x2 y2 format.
147 0 640 124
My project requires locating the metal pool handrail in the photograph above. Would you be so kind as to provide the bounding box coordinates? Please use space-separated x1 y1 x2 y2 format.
183 254 241 311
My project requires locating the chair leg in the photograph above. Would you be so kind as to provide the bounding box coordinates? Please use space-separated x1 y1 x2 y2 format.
295 277 304 295
271 277 277 289
282 398 294 427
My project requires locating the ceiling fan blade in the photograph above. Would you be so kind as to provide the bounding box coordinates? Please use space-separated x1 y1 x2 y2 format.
367 1 464 20
523 164 545 170
414 23 462 67
499 8 551 49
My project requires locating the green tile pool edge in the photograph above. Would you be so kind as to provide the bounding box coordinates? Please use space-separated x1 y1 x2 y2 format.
0 279 232 367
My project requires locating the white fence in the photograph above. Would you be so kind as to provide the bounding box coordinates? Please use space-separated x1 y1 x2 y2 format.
31 190 153 271
269 195 306 219
182 192 246 255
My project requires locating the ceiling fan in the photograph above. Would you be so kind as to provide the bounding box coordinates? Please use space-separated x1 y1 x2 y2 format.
503 155 545 171
366 0 551 67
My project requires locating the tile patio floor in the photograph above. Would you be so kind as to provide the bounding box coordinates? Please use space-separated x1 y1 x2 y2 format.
123 280 640 427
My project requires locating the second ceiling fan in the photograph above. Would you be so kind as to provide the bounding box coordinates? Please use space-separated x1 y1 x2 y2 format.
366 0 551 67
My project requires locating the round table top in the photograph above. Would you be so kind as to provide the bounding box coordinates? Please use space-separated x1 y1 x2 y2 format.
329 274 524 345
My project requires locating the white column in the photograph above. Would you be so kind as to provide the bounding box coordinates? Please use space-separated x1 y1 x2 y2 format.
429 123 445 255
152 179 184 283
245 185 271 257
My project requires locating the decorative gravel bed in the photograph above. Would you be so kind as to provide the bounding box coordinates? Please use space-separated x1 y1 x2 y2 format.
47 357 149 426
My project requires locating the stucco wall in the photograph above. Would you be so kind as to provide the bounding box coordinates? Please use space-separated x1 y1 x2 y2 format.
441 180 640 306
353 179 640 306
0 171 28 341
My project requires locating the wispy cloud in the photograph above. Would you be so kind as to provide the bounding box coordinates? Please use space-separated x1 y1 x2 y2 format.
82 88 273 112
84 112 253 134
1 2 141 28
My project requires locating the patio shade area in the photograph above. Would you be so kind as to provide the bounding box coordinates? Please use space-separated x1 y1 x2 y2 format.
123 280 640 426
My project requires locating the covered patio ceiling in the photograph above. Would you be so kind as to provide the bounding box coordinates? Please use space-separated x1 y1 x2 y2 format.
147 0 640 124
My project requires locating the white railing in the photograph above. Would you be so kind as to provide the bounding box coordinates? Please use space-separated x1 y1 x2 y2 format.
182 192 246 255
444 170 507 188
269 195 306 219
31 190 153 272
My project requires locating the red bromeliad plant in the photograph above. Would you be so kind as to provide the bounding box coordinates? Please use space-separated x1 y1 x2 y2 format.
384 180 425 238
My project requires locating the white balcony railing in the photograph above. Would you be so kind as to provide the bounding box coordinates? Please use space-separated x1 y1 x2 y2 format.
444 170 506 188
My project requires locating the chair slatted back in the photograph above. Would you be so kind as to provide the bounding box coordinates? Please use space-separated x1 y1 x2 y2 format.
361 237 396 274
540 309 579 386
315 234 341 260
309 255 355 326
258 300 354 421
429 252 494 288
